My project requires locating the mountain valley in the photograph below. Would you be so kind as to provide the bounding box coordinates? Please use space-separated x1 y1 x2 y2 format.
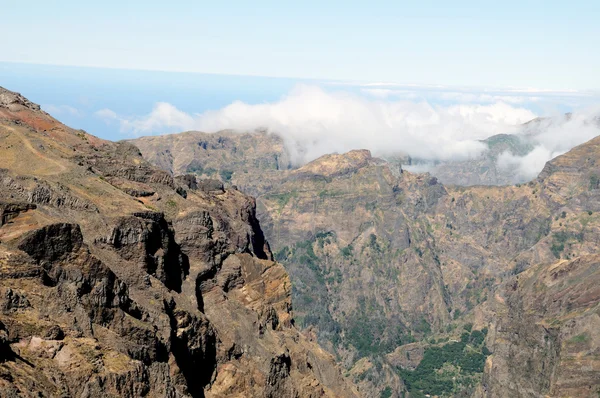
1 86 599 397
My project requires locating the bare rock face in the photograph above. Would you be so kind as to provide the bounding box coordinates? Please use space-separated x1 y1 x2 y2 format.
166 304 217 396
0 87 357 398
265 353 294 398
18 223 84 263
0 87 41 112
103 212 189 292
0 202 36 227
480 254 600 397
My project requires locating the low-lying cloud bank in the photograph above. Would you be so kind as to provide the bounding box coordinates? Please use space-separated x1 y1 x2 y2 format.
97 84 600 181
496 111 600 181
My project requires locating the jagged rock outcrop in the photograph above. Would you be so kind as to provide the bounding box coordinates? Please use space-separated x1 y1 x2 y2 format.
0 87 358 398
0 202 36 227
0 87 42 112
103 212 189 292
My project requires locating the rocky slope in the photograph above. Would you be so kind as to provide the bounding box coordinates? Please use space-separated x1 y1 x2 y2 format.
0 87 358 397
477 136 600 397
130 130 291 197
133 123 600 397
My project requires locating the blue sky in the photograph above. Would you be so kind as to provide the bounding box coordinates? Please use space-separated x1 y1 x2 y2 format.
2 1 600 178
3 1 600 89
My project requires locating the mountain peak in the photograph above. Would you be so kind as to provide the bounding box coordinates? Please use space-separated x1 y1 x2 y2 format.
294 149 375 177
0 86 41 112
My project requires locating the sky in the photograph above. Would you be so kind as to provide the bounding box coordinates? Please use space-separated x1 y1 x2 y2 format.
2 2 600 182
2 1 600 90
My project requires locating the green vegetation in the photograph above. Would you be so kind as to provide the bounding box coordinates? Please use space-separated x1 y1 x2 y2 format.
398 329 490 397
453 309 461 320
485 134 533 156
165 199 177 209
204 167 216 176
186 161 204 174
271 191 297 210
340 245 354 258
568 333 589 344
551 242 565 258
590 174 599 190
274 246 291 262
346 297 415 358
318 189 343 199
315 231 334 248
365 201 378 212
551 231 584 258
219 169 234 182
380 386 392 398
368 233 381 252
413 317 431 336
76 130 89 141
283 235 342 345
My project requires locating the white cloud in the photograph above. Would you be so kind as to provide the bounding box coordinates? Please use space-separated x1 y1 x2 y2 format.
95 108 118 121
497 108 600 181
42 104 81 117
497 146 562 182
119 102 196 134
116 84 538 165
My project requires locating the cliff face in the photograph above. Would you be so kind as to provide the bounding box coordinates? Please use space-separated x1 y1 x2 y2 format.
481 254 600 397
477 136 600 397
133 125 600 397
0 87 357 398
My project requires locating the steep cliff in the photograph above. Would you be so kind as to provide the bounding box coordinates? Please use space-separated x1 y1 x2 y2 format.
133 124 600 397
0 87 358 397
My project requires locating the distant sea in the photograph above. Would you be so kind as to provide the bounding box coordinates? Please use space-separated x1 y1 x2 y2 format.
0 62 320 141
1 62 593 142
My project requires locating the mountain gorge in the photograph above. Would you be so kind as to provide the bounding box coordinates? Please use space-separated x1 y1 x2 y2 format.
133 122 600 397
1 85 599 397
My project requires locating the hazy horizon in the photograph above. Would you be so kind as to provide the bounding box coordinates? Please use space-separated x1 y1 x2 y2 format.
3 61 600 181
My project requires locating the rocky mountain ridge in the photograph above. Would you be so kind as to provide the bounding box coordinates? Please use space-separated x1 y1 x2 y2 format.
133 122 600 397
0 87 358 397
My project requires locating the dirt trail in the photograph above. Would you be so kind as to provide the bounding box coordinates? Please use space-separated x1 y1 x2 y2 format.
3 125 68 174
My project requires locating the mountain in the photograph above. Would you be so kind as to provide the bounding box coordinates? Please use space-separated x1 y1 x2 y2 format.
133 127 600 397
0 87 358 397
426 133 534 186
130 131 291 198
479 135 600 397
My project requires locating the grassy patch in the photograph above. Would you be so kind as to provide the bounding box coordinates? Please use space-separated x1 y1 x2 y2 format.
551 231 584 258
271 191 297 211
590 174 599 190
568 333 589 344
219 169 234 182
398 329 490 397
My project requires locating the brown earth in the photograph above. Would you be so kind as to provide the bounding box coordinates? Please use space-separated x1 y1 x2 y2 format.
0 87 358 398
133 125 600 397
